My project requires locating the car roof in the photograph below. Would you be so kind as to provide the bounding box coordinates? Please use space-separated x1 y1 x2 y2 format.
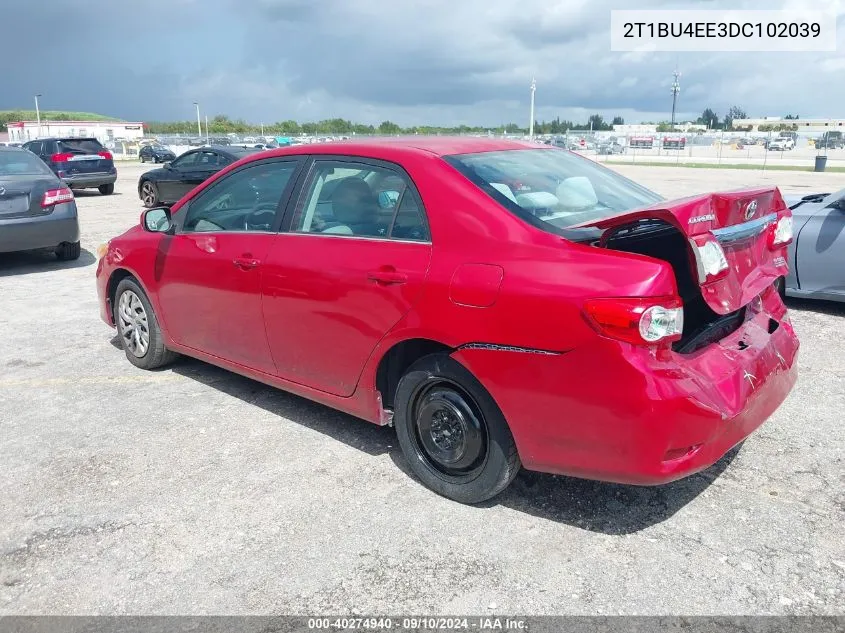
29 137 100 142
234 137 541 163
0 145 28 153
185 145 261 157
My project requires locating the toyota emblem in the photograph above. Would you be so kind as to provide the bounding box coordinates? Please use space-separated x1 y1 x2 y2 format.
744 200 758 220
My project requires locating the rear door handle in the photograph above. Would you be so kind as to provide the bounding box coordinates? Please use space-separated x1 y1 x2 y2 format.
233 257 261 270
367 269 407 285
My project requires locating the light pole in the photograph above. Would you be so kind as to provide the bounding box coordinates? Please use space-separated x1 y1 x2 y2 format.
670 70 681 130
34 94 42 138
193 102 202 137
205 115 209 144
529 77 536 140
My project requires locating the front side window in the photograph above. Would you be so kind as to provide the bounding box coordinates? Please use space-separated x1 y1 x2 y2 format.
171 152 198 169
445 148 663 232
290 160 429 240
181 160 299 233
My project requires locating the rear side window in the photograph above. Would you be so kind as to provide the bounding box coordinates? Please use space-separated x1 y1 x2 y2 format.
0 150 53 176
57 138 104 154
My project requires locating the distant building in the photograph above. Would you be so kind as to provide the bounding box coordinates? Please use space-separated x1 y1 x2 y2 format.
613 124 657 134
733 117 845 133
6 120 145 143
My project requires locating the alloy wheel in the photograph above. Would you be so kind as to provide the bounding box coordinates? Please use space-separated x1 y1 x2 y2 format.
141 182 157 207
117 290 150 357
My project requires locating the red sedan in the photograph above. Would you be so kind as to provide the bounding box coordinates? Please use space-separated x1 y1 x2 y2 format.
96 138 798 503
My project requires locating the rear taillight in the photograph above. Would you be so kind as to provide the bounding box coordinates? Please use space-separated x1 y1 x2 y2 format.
51 153 74 162
98 151 113 160
691 238 729 282
42 187 74 207
770 215 793 247
583 297 684 347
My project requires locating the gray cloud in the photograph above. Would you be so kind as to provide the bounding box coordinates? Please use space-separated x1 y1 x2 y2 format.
1 0 842 126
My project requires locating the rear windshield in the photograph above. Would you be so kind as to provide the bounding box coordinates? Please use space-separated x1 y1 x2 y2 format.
445 148 663 231
0 150 53 176
57 138 104 154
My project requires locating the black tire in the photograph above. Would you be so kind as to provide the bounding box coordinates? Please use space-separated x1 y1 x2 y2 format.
140 154 146 163
113 277 178 370
140 180 159 208
55 241 81 261
774 276 786 299
394 353 521 504
98 183 115 195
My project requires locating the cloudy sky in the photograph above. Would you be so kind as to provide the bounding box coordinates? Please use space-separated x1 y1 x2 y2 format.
2 0 843 126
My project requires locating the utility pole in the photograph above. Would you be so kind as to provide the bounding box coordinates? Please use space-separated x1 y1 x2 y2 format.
193 102 202 137
34 94 42 138
529 77 536 140
670 69 681 130
205 115 209 144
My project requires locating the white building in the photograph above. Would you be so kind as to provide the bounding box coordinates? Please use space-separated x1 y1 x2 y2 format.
733 117 845 133
6 120 145 143
613 124 657 135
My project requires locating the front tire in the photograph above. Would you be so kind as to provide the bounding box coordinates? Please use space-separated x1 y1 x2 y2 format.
113 278 177 370
394 353 521 504
98 184 114 195
140 180 159 208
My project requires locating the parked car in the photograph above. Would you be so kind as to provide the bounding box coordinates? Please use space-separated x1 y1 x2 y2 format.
137 145 261 208
139 144 177 164
779 189 845 302
597 141 625 155
21 137 117 195
0 146 80 259
97 138 798 504
814 132 844 150
768 136 795 151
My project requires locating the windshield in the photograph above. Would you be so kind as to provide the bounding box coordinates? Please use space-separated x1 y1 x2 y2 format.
0 150 53 176
446 148 663 231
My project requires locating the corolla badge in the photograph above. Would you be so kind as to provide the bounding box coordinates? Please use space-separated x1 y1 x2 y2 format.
744 199 758 220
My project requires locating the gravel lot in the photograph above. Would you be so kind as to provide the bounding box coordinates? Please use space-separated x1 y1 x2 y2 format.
1 162 843 615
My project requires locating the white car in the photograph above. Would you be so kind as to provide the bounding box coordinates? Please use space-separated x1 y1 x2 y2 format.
769 137 795 151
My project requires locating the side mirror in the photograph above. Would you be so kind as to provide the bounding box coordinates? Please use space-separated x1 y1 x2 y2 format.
163 161 173 169
141 207 173 233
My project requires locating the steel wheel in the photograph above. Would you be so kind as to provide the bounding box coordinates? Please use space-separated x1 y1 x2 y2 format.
410 380 489 479
117 290 150 357
141 181 158 207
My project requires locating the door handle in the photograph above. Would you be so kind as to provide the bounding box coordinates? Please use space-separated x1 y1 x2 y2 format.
367 269 407 285
233 256 260 270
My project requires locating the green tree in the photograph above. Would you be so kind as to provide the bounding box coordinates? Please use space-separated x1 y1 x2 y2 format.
697 108 719 128
587 114 607 131
378 120 401 135
611 116 624 126
723 106 748 130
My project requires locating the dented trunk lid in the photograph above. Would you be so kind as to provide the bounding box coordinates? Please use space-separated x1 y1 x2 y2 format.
576 188 791 314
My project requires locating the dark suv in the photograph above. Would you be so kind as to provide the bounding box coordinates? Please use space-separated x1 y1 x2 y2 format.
22 137 117 195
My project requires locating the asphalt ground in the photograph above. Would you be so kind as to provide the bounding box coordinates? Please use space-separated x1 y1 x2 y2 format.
1 162 842 615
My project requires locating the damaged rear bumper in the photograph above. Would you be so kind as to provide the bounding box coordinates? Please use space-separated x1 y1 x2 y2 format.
452 290 798 485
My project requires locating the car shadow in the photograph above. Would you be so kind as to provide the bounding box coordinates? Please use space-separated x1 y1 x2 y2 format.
72 190 122 198
0 248 96 276
136 353 736 534
785 296 845 317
